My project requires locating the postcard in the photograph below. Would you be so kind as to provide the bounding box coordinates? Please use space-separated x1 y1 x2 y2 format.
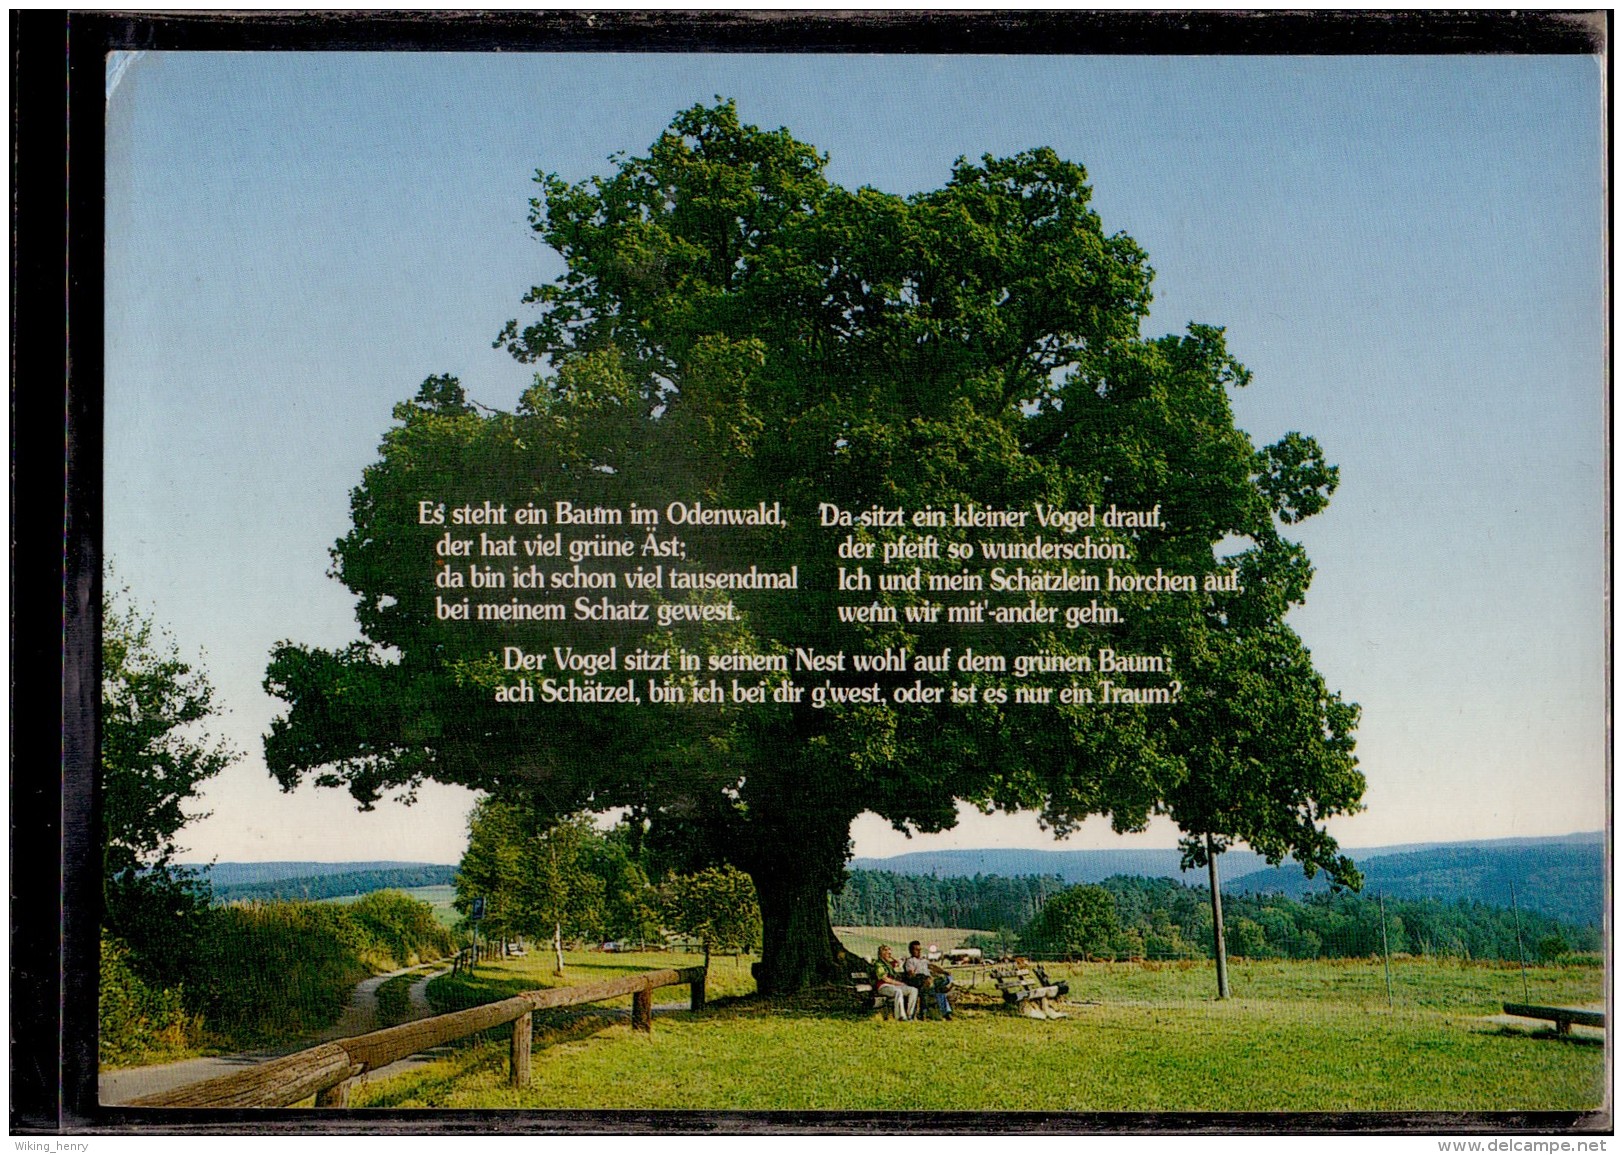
37 10 1611 1138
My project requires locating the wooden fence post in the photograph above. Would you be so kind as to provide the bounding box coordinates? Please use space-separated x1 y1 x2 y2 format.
510 1011 532 1088
314 1077 354 1107
690 971 706 1012
632 987 653 1033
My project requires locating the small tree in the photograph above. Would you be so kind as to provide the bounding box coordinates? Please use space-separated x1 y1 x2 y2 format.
1162 620 1364 996
661 866 762 966
527 818 609 973
1021 885 1121 960
453 797 531 949
101 587 236 984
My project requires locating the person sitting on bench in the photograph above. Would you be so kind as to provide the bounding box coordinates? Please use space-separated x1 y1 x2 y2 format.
902 940 954 1020
874 945 919 1021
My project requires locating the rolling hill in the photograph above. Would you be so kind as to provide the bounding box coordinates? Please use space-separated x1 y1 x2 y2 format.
179 832 1603 926
176 861 457 904
1226 836 1604 927
848 847 1271 887
852 832 1604 927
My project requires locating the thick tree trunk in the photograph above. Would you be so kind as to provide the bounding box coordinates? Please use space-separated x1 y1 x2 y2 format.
743 796 861 995
1206 833 1230 999
751 860 853 994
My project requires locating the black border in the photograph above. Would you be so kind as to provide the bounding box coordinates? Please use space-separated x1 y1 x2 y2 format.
61 9 1613 54
14 6 105 1136
22 7 1612 1137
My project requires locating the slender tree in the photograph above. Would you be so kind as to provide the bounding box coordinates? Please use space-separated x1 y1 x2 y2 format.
1160 620 1364 996
454 802 609 973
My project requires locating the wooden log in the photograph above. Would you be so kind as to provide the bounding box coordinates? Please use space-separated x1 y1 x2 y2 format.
129 1044 363 1109
510 1011 532 1088
631 987 653 1033
336 967 699 1072
1503 1003 1606 1032
134 966 705 1108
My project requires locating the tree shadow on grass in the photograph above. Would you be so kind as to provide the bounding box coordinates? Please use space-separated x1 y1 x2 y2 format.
531 1008 622 1046
1486 1024 1604 1049
690 985 1004 1023
428 966 704 1020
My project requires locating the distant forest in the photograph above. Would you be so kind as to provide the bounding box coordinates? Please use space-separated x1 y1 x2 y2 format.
851 835 1603 927
833 869 1601 963
831 869 1069 931
211 865 455 905
1229 842 1603 928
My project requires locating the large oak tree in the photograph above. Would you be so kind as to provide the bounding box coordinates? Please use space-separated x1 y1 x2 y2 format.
265 102 1362 992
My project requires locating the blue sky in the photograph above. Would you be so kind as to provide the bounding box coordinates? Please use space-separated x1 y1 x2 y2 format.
104 52 1605 865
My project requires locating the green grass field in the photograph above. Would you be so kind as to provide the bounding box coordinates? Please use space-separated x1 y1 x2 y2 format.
832 926 980 960
350 941 1605 1113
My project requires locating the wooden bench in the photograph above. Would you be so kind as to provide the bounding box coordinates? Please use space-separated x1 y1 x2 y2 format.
852 970 895 1015
1503 1003 1606 1035
851 970 940 1018
991 963 1069 1016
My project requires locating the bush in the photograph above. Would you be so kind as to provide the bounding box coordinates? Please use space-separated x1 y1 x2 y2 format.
184 902 372 1044
349 890 456 967
1536 933 1570 963
102 867 216 990
1022 886 1121 959
169 893 453 1048
1111 927 1146 961
99 935 200 1067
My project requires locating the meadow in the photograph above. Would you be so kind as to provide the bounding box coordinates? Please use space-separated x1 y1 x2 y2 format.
351 935 1605 1114
830 926 981 960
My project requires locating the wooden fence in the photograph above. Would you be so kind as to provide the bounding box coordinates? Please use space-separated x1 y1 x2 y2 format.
129 965 707 1108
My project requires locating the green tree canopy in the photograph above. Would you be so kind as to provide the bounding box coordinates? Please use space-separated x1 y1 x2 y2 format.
455 802 620 947
660 865 763 961
1020 884 1122 959
103 586 236 980
265 101 1361 992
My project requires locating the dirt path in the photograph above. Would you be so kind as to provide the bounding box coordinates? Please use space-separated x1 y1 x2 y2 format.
98 959 453 1105
407 966 441 1016
342 962 457 1089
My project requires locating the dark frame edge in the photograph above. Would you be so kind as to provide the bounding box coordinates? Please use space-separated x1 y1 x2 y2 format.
24 6 1613 1137
11 7 104 1134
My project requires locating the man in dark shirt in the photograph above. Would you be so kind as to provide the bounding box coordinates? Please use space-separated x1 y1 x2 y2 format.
902 940 953 1020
